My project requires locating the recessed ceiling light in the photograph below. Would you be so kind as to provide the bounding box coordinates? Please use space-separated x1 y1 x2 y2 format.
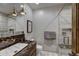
39 10 44 15
20 5 24 8
35 3 39 5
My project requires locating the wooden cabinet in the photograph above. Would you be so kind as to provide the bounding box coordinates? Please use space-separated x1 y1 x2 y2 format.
72 3 79 55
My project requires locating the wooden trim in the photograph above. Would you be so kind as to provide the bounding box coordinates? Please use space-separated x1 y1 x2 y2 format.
76 3 79 53
72 3 79 55
72 3 77 54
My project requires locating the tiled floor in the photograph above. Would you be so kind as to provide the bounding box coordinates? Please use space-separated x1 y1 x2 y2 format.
37 51 58 56
37 49 70 56
36 45 71 56
37 50 70 56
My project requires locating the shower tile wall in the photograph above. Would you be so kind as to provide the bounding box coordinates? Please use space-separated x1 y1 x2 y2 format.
33 4 72 53
43 39 57 52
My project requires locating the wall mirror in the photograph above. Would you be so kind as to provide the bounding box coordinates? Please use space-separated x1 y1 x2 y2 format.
27 20 32 33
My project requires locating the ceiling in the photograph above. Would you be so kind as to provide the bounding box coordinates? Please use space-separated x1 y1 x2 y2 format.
0 3 66 15
0 3 23 14
28 3 64 10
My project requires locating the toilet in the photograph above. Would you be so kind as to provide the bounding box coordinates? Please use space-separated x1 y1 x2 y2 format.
36 44 43 55
36 44 58 56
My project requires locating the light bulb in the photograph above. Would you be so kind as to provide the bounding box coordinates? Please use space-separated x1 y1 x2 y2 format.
20 12 26 15
12 13 17 16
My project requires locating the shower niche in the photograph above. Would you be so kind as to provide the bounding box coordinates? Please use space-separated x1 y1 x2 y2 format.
44 31 56 40
59 28 72 49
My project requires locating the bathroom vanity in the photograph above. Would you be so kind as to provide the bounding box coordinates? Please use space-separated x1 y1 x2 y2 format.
14 41 36 56
0 34 36 56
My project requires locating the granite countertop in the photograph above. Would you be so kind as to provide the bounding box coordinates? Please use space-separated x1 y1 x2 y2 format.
0 43 28 56
0 41 16 50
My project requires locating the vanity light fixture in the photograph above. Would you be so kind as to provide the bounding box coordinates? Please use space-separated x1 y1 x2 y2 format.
12 9 17 17
20 5 26 15
9 4 26 17
20 8 26 15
